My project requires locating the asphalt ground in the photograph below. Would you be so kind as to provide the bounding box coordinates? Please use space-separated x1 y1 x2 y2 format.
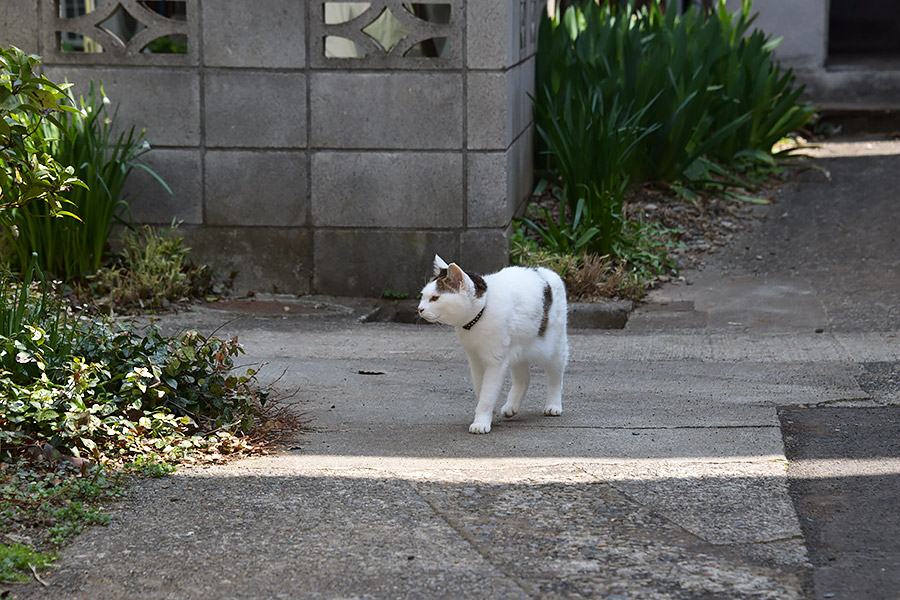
6 128 900 600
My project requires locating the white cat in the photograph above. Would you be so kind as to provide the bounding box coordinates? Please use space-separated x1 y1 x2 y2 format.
417 255 568 434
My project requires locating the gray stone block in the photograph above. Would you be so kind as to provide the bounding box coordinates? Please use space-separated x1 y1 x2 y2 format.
205 71 307 149
467 152 512 228
467 0 517 69
182 226 312 295
459 228 509 275
202 0 306 68
310 72 463 149
467 70 512 150
311 151 462 228
125 148 202 225
42 66 201 147
205 151 307 227
314 230 457 297
568 301 632 329
467 123 533 227
0 1 38 54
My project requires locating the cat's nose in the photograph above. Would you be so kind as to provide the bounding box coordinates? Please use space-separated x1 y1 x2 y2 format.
417 306 424 313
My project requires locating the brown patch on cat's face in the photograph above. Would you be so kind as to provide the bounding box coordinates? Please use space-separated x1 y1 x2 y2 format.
431 265 487 297
432 269 456 293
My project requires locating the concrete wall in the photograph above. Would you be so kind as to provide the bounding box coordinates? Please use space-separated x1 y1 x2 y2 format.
1 0 541 296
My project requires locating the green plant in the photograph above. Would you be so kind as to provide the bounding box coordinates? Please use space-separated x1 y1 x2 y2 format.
6 82 169 280
1 314 266 462
530 82 658 257
0 543 55 582
510 224 577 278
46 501 110 546
381 288 409 300
0 255 74 366
530 0 812 277
95 222 199 311
702 3 816 164
0 457 122 581
0 46 84 219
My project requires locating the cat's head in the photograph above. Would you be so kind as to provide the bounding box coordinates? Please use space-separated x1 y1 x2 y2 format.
417 255 486 326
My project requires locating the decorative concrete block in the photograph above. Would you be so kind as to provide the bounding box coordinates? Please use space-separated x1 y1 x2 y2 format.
0 1 39 54
309 0 463 70
39 0 198 67
312 152 462 228
314 230 457 296
467 70 512 150
310 72 463 150
205 71 307 149
182 226 312 295
205 151 307 227
41 66 201 147
459 229 509 275
124 148 202 225
202 0 306 68
467 0 517 69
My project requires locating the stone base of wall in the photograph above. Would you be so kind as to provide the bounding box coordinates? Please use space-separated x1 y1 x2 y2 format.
182 226 511 298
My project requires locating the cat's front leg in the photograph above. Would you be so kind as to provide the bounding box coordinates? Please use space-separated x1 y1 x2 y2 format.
501 362 530 418
469 364 504 434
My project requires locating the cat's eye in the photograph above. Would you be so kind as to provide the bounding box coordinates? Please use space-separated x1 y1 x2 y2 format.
429 295 439 302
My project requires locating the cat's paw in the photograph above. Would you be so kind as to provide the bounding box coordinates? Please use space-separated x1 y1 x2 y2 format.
469 420 492 434
543 405 562 416
500 403 518 418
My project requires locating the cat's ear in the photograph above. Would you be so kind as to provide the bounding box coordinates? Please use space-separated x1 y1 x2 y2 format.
433 254 449 274
446 263 472 292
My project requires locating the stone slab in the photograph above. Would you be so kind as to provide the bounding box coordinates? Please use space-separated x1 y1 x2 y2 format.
466 0 517 69
458 229 509 276
41 66 200 147
124 148 202 225
204 71 307 149
182 226 312 295
205 150 307 227
310 72 463 150
466 69 512 150
202 0 306 68
313 230 457 297
311 151 462 228
0 1 39 54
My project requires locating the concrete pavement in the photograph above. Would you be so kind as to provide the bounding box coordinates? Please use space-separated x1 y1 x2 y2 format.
13 133 900 599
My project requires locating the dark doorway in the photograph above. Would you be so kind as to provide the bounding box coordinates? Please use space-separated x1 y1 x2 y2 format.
828 0 900 68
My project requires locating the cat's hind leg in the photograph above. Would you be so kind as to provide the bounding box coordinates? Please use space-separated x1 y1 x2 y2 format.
501 362 530 418
543 361 564 416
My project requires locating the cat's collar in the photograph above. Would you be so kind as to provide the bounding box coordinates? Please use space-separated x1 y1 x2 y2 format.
462 304 486 330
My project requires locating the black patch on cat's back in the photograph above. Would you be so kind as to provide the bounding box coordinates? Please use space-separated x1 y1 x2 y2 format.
538 282 552 337
470 273 487 298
